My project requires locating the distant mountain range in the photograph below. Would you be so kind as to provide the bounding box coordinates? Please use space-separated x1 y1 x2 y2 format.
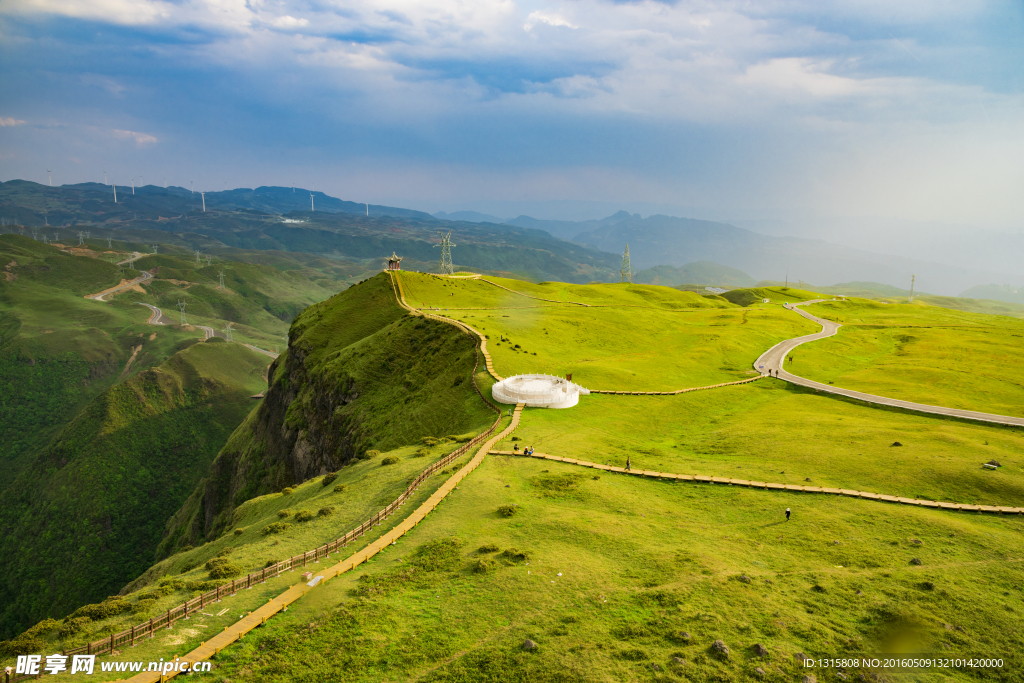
2 180 1020 297
507 211 1020 297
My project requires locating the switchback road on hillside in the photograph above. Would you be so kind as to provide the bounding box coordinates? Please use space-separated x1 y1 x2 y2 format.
85 271 153 301
755 301 1024 428
137 302 171 325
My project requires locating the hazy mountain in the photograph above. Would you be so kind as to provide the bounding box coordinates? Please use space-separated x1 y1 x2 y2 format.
570 213 1019 297
432 210 505 224
959 284 1024 305
504 211 640 240
634 261 755 288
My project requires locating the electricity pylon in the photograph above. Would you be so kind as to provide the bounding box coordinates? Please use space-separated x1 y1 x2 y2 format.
152 244 159 254
106 237 113 248
434 230 455 275
620 244 632 283
218 270 225 290
176 300 187 325
909 274 916 302
77 231 86 245
206 254 213 266
195 250 202 265
223 322 233 342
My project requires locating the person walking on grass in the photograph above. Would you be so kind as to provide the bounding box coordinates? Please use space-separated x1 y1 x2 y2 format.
786 507 791 521
626 456 631 471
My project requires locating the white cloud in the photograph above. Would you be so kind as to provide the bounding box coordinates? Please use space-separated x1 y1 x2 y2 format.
740 58 863 98
0 117 26 126
523 11 577 31
271 15 309 29
112 129 158 145
1 0 172 25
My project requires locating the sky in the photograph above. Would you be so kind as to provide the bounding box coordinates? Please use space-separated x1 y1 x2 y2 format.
0 0 1022 228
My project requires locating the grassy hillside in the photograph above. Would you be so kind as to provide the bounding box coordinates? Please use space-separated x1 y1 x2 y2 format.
399 274 817 390
161 274 497 549
5 272 1024 681
0 340 270 638
791 299 1024 417
0 235 199 487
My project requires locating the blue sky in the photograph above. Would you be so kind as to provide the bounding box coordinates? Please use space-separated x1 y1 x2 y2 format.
0 0 1021 227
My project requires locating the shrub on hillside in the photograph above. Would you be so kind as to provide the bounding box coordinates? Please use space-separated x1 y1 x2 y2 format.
497 505 517 517
2 634 44 656
421 437 440 446
474 558 496 574
413 538 465 572
205 557 231 571
233 528 244 535
294 510 316 522
500 548 530 563
414 448 430 457
478 543 500 553
333 484 346 493
358 450 380 461
278 509 292 519
318 506 336 517
262 522 289 535
25 618 60 636
208 563 242 580
322 472 338 487
281 487 294 495
381 456 399 466
69 598 131 621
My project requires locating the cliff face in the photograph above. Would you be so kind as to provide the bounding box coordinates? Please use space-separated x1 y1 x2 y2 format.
162 273 494 551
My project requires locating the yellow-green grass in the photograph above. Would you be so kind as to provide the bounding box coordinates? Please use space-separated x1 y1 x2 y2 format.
398 272 818 390
4 422 510 677
496 384 1024 507
136 452 1024 682
795 299 1024 417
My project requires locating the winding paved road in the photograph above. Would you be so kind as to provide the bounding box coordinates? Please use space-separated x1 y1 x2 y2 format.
136 302 171 325
755 301 1024 428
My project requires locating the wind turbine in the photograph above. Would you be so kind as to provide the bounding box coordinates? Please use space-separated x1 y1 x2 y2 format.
112 183 117 203
366 203 369 216
47 170 52 186
200 192 206 212
131 178 135 194
190 180 194 194
103 170 107 185
310 192 315 212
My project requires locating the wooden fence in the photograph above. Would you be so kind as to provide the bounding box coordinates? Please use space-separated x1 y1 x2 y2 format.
5 356 502 678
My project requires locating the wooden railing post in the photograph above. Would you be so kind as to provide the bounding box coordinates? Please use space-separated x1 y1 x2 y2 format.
148 617 154 638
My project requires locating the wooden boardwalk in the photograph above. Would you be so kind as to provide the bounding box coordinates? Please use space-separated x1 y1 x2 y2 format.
124 404 527 683
489 450 1024 515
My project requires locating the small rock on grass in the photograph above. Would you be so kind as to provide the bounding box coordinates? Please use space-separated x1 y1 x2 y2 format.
753 643 769 657
671 656 686 665
803 675 817 683
910 558 923 565
711 640 730 658
522 639 537 651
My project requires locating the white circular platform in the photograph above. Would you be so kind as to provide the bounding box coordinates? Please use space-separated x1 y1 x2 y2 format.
491 373 589 409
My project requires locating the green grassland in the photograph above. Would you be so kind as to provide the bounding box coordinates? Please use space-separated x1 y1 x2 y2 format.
5 272 1024 680
792 299 1024 417
22 428 1022 682
399 274 819 390
497 385 1024 506
0 340 271 638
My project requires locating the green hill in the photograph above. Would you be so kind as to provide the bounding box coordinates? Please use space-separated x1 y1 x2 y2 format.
160 274 497 549
634 261 755 288
0 340 270 638
4 272 1024 680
